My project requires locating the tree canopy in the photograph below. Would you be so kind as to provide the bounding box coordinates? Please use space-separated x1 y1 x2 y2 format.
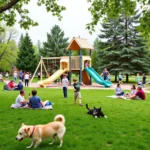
0 25 18 71
40 25 69 57
0 0 149 38
0 0 66 29
95 10 150 82
87 0 150 38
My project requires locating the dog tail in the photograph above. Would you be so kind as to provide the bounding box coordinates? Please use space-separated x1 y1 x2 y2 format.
54 114 65 125
86 104 90 110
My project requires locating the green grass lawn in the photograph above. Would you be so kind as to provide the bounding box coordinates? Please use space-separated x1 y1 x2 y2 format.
0 82 150 150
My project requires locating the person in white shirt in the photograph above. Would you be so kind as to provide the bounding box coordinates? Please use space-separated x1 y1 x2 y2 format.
0 72 4 82
13 71 18 83
15 90 27 107
5 72 9 80
61 74 69 98
24 72 30 87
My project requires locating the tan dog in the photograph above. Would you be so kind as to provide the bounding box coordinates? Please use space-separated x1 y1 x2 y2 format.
16 114 66 148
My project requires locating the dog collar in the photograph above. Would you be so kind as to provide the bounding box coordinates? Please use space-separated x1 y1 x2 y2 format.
29 126 35 138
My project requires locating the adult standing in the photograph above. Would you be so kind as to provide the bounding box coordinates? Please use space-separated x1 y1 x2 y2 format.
61 74 69 98
19 70 23 80
37 72 41 80
101 68 110 80
24 72 30 87
142 73 146 87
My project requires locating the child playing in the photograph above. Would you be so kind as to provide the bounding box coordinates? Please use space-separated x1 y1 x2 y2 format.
5 72 9 80
125 85 136 98
73 79 85 106
61 74 69 98
84 60 89 68
118 73 123 84
136 73 140 85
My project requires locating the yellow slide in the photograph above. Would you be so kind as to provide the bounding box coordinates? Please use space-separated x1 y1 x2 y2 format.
38 68 68 87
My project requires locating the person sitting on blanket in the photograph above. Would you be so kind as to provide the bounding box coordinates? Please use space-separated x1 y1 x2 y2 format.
125 85 136 98
29 90 48 108
115 83 124 96
8 80 15 90
130 85 146 100
15 90 28 107
14 80 24 90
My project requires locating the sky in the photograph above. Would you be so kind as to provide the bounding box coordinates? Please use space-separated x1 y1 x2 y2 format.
15 0 100 46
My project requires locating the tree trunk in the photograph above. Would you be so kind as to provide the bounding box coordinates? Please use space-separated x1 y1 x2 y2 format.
126 74 129 83
115 74 117 82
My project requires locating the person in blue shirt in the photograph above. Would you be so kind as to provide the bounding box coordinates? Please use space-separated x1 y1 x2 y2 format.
29 90 45 108
115 83 124 96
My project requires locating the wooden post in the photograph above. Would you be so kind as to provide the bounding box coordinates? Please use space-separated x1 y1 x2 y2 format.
90 49 92 85
30 59 41 83
69 50 72 85
79 49 82 83
40 57 42 80
41 59 49 78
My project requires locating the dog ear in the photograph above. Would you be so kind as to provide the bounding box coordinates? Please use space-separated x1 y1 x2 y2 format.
24 128 30 137
94 107 96 109
22 123 25 126
99 107 102 110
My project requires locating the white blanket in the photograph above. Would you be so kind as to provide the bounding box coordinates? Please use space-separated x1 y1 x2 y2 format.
107 95 131 100
10 104 53 110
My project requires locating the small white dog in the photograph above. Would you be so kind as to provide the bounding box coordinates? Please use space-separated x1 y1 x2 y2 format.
16 114 66 148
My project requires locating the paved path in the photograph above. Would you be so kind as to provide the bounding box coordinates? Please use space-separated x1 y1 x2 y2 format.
3 80 150 93
28 82 150 93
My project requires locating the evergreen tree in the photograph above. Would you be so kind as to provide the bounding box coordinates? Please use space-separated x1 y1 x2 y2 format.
16 33 37 72
96 11 150 82
40 25 69 57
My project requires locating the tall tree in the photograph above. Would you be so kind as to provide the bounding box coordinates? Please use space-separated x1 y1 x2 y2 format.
40 25 69 57
87 0 150 38
96 11 150 82
16 33 37 72
0 25 18 71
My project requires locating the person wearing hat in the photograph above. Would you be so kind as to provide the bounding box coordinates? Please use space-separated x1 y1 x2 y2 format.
130 85 146 100
61 74 69 98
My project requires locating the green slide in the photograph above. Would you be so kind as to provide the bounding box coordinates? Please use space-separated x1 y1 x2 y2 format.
84 67 112 87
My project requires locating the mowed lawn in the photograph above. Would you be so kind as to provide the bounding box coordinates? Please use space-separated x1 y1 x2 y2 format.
0 82 150 150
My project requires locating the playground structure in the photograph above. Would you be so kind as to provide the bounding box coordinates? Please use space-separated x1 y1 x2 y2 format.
31 37 112 87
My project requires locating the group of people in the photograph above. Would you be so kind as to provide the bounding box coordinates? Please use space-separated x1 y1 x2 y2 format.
136 73 146 87
15 90 50 108
115 83 146 100
3 80 24 91
14 70 30 87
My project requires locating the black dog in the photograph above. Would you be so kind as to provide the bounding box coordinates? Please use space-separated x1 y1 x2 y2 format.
86 104 107 118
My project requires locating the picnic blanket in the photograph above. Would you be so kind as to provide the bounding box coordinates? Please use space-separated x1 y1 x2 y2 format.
107 95 131 100
10 104 53 110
